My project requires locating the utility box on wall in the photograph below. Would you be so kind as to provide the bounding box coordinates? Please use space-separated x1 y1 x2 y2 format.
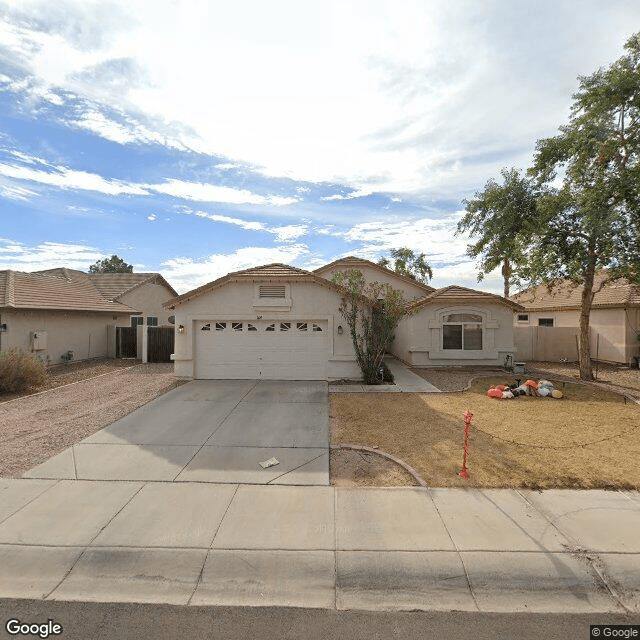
31 330 48 350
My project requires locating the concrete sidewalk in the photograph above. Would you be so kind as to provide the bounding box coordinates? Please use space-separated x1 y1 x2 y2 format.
0 480 638 613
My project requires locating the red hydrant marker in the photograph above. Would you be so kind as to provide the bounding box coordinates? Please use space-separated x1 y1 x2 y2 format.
459 410 473 479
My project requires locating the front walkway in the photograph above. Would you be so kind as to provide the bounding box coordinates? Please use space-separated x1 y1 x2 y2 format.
329 357 440 393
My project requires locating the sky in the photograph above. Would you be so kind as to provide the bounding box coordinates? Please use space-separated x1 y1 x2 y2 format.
0 0 638 295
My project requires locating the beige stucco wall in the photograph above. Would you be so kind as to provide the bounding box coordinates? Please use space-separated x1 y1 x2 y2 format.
317 265 429 300
118 282 175 326
515 308 636 364
393 303 516 367
0 309 130 366
169 280 361 380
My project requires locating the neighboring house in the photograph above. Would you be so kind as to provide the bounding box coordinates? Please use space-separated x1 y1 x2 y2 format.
164 260 522 381
0 270 137 365
36 269 178 328
512 273 640 365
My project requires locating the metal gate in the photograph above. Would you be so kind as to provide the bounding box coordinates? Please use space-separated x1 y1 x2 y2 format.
147 326 174 363
116 326 137 358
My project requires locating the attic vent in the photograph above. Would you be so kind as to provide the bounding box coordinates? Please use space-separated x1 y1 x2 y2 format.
259 284 286 298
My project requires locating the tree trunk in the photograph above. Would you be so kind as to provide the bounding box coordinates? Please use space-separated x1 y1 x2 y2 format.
578 253 596 381
502 258 511 298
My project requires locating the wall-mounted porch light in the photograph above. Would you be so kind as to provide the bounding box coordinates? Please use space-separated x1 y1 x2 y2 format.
337 325 343 335
177 324 185 334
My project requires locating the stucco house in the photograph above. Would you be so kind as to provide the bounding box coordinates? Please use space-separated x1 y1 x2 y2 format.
0 270 137 365
165 258 522 381
512 273 640 365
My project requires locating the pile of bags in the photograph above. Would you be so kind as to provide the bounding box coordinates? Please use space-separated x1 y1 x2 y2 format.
487 379 563 400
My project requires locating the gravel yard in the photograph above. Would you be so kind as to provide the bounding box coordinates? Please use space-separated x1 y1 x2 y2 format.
410 367 504 391
0 362 183 477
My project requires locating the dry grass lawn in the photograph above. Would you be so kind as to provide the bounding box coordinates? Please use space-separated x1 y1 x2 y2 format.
330 376 640 489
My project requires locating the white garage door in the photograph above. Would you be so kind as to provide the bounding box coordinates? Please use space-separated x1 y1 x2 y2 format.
194 319 328 380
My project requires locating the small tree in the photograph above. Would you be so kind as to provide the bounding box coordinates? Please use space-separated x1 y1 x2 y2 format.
378 247 433 284
89 255 133 273
332 270 412 384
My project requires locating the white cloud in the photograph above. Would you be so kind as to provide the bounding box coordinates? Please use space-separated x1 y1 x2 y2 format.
321 188 373 201
0 239 104 271
145 178 299 206
161 244 309 293
147 213 157 221
0 183 39 201
214 162 240 170
272 225 308 242
0 161 148 195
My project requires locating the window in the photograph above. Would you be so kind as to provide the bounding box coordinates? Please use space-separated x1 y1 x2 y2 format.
538 318 554 327
312 323 323 332
247 323 258 331
517 314 529 323
201 323 211 331
280 322 291 331
296 322 307 331
443 313 482 350
232 322 243 331
265 323 276 332
131 316 143 327
259 285 286 298
215 322 226 331
146 316 158 326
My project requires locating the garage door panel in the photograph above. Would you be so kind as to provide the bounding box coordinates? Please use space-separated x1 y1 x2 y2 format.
195 319 328 380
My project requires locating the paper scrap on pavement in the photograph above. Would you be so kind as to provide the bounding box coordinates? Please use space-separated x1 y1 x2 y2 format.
259 457 280 469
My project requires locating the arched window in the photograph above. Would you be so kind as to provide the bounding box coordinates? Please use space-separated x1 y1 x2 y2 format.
443 313 483 350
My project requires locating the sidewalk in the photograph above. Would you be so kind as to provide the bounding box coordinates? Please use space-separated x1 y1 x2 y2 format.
1 479 638 612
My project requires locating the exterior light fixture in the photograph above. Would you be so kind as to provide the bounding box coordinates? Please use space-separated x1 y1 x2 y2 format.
337 325 343 335
178 325 185 334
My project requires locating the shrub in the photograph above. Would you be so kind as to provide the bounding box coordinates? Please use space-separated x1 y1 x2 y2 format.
0 349 48 394
381 361 394 383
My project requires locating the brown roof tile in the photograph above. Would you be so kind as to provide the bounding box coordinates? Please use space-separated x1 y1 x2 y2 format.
87 272 178 300
0 271 138 313
512 272 640 310
409 285 523 311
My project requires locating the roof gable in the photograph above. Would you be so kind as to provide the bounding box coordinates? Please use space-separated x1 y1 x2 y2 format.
88 272 178 301
315 256 435 294
409 285 523 311
164 262 371 308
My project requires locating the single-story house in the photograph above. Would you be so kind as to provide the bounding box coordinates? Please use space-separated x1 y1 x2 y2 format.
0 270 137 365
511 273 640 365
35 269 178 328
164 258 523 381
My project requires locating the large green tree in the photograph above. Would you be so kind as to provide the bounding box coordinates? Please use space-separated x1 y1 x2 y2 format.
89 255 134 273
377 247 433 284
526 32 640 380
457 167 539 298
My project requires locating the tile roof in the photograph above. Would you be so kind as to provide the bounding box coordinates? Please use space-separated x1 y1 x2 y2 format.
314 255 435 294
0 270 138 313
512 272 640 310
409 285 524 311
87 272 178 300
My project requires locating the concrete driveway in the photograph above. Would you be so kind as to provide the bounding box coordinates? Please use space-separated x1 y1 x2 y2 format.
23 379 329 485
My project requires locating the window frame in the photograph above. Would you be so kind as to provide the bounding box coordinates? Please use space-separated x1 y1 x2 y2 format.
441 312 483 351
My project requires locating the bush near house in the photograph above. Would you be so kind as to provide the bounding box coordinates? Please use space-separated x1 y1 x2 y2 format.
0 350 48 394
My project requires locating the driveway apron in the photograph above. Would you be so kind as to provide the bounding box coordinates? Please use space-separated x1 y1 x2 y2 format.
23 379 330 485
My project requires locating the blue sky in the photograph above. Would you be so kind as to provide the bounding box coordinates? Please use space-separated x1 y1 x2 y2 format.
0 0 638 294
